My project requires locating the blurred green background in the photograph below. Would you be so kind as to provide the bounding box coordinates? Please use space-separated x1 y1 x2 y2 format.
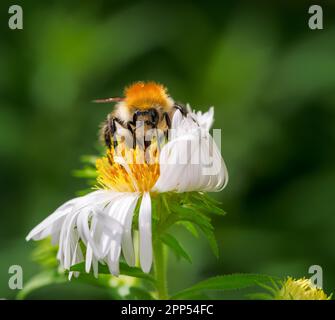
1 0 335 299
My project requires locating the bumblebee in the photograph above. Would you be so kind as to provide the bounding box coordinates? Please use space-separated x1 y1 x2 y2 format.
94 82 187 149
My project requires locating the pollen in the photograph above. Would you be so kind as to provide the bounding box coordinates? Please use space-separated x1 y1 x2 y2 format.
124 81 171 110
96 142 160 193
276 277 329 300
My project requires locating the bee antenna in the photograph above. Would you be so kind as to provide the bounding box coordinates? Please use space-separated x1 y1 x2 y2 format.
92 97 123 103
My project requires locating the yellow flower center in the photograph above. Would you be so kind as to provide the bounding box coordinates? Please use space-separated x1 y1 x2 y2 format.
96 143 160 192
277 277 329 300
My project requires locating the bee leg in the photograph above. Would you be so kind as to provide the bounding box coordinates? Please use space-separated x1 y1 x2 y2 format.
126 122 134 136
127 113 144 149
102 117 113 149
103 116 124 149
103 125 112 149
126 122 137 149
111 118 120 149
162 112 171 139
112 119 120 149
144 109 160 149
148 108 159 128
174 103 187 116
144 139 151 149
163 112 171 128
128 113 140 148
143 122 154 149
131 110 148 149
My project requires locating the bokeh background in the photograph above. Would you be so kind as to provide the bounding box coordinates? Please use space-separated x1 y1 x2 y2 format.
1 0 335 299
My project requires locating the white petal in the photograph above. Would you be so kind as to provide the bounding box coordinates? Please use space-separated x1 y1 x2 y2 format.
194 106 214 131
63 210 81 269
154 107 228 193
121 194 140 266
138 192 152 273
85 216 97 273
92 256 99 278
26 188 147 276
25 190 113 241
26 190 122 272
90 192 146 274
76 208 102 258
68 241 83 280
94 198 124 259
85 244 93 273
104 193 139 273
25 197 79 241
106 248 120 276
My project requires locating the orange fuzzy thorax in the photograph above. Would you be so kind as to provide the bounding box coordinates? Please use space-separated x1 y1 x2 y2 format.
124 82 171 110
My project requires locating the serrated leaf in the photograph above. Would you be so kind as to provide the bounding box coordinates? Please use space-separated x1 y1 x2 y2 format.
160 233 192 263
187 193 226 216
201 226 219 258
70 261 155 283
201 193 222 205
171 203 214 231
171 274 280 300
177 221 199 238
169 202 219 257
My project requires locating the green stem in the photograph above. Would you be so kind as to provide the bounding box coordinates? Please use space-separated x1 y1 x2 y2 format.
154 240 168 299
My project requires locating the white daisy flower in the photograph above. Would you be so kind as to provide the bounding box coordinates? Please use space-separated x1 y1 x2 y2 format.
26 108 228 276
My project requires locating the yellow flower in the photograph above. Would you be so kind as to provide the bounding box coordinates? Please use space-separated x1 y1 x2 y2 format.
96 143 160 193
276 277 330 300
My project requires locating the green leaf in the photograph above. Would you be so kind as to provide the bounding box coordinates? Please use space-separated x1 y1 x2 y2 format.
160 233 192 263
17 270 66 300
72 167 98 179
177 221 199 238
185 192 226 216
171 203 214 231
72 155 98 183
31 238 59 269
70 261 155 283
170 203 219 257
171 274 280 300
201 226 219 258
246 292 273 300
80 155 99 165
71 273 124 299
75 188 95 196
